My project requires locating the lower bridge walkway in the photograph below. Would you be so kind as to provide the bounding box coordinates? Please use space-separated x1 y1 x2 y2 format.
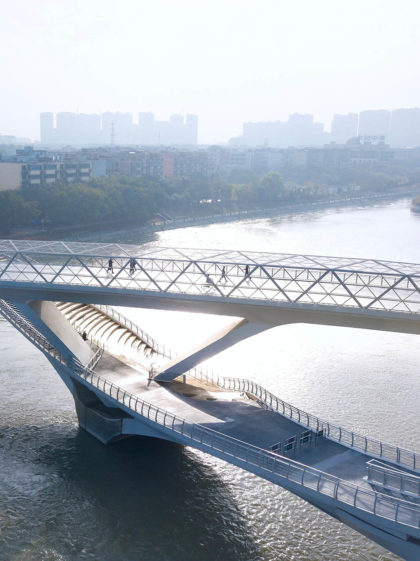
96 351 364 480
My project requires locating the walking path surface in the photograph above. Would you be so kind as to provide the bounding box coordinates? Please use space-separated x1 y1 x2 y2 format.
95 352 387 490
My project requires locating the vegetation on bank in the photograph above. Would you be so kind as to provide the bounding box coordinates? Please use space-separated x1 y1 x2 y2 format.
0 168 414 235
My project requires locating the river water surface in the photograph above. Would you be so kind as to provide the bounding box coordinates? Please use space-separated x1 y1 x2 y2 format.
1 198 420 561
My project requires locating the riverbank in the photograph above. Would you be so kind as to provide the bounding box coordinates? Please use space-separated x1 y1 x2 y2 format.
69 187 420 243
9 186 420 243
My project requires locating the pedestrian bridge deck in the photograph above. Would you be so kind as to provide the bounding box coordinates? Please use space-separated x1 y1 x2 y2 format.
1 240 420 317
96 352 407 492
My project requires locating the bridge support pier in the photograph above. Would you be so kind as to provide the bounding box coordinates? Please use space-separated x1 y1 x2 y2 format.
155 318 271 381
71 377 181 444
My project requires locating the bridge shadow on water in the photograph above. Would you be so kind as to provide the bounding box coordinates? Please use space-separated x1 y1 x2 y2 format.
1 423 264 561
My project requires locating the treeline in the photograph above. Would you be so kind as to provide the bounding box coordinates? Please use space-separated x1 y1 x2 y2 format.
0 172 287 234
0 165 411 235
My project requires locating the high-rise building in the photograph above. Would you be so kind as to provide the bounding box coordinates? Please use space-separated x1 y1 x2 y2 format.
390 108 420 147
237 114 325 147
138 112 156 145
358 110 391 140
185 114 198 145
40 112 54 144
56 112 76 144
39 111 199 146
331 113 358 143
75 113 101 144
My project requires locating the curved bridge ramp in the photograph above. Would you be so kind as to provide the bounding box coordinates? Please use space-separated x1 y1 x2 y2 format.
55 302 159 364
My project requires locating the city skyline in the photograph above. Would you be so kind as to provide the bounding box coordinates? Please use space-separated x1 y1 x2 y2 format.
1 0 420 143
33 106 420 148
40 111 198 146
2 104 420 148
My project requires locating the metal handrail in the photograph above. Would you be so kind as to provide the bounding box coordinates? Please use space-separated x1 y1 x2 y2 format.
79 306 420 473
86 342 104 371
93 304 173 359
187 371 420 473
367 460 420 497
0 299 65 364
72 360 420 531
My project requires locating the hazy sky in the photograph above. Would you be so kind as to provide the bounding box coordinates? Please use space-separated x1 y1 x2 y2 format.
1 0 420 143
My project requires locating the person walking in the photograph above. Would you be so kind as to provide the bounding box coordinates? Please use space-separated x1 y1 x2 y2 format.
219 265 227 283
244 264 250 278
129 258 136 275
107 258 114 275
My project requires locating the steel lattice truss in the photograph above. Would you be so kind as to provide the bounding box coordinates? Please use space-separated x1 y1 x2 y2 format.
1 240 420 314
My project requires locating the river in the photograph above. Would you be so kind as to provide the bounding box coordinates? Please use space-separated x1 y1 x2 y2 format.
1 198 420 561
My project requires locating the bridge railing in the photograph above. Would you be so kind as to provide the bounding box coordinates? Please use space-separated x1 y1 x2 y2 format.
92 304 173 359
89 307 420 473
86 342 104 371
0 299 65 365
186 371 420 473
72 360 420 531
367 460 420 498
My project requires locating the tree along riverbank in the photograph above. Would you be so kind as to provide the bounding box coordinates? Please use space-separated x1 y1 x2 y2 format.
64 187 420 243
3 172 419 241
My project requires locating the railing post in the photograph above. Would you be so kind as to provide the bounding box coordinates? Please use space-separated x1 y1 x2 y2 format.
353 488 359 507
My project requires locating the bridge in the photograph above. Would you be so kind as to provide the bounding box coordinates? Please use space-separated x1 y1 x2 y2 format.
1 239 420 560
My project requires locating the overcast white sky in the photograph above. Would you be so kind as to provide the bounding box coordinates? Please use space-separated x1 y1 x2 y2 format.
1 0 420 143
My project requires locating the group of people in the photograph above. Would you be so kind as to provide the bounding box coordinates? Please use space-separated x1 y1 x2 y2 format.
106 258 137 276
104 258 252 287
204 264 251 287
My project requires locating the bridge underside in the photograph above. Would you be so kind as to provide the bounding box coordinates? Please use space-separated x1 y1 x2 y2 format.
2 282 420 381
2 281 420 333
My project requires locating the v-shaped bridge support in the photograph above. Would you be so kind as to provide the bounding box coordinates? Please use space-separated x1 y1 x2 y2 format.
154 318 271 381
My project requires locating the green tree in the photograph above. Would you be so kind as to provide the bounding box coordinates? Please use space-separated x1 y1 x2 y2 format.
258 172 284 201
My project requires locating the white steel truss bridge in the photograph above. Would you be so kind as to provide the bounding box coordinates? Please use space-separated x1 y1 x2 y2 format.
1 239 420 312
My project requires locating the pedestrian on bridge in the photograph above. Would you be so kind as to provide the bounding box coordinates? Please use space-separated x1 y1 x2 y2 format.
107 258 114 275
219 266 227 283
129 258 136 275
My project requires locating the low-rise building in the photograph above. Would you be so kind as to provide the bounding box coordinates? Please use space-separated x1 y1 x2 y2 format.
0 163 23 191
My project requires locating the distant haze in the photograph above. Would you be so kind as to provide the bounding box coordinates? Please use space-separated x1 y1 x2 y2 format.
1 0 420 143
